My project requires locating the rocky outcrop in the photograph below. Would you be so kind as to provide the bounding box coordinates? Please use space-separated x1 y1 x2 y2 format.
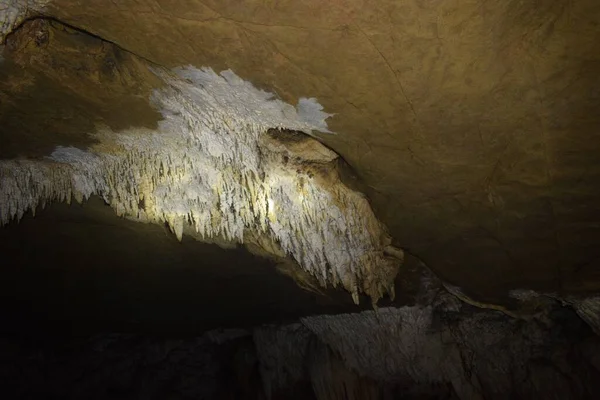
0 1 49 42
2 270 600 400
567 296 600 336
31 0 600 300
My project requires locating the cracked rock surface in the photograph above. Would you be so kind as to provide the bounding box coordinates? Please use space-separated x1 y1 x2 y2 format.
0 0 598 302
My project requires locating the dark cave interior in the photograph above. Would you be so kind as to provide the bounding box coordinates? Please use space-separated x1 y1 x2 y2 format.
2 1 600 399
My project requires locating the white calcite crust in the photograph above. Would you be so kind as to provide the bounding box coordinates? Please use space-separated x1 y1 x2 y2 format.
0 66 400 303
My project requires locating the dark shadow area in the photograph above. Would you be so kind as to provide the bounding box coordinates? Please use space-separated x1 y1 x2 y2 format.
0 197 360 337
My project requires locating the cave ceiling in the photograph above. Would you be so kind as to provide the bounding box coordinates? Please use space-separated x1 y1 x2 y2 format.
1 0 600 318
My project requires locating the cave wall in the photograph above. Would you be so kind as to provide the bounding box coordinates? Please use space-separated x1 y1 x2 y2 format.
2 274 600 400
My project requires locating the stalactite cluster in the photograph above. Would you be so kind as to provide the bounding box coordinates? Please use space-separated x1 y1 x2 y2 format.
0 66 401 303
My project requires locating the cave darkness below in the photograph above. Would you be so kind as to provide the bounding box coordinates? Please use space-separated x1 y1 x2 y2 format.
0 197 366 337
1 1 600 399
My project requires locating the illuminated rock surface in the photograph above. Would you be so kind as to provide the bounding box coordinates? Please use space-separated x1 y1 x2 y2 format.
1 2 600 399
0 64 401 303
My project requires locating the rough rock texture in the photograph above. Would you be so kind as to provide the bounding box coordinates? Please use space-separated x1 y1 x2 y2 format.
20 0 596 302
271 271 600 399
1 13 408 304
1 2 599 305
0 0 49 42
0 18 161 158
2 272 600 400
0 5 600 398
567 296 600 336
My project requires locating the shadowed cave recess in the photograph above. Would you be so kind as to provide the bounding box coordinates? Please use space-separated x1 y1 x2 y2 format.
1 1 600 399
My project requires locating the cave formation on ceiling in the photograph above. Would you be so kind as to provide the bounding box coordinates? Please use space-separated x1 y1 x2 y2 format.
1 0 599 309
0 0 599 330
2 1 600 398
0 64 403 305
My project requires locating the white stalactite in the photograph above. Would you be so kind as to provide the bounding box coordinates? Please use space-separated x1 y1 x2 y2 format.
0 66 401 303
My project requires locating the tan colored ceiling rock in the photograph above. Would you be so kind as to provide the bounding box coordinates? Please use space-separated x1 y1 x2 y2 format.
0 17 161 158
2 0 600 302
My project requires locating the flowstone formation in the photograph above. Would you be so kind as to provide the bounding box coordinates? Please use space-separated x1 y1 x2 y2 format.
0 66 402 304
